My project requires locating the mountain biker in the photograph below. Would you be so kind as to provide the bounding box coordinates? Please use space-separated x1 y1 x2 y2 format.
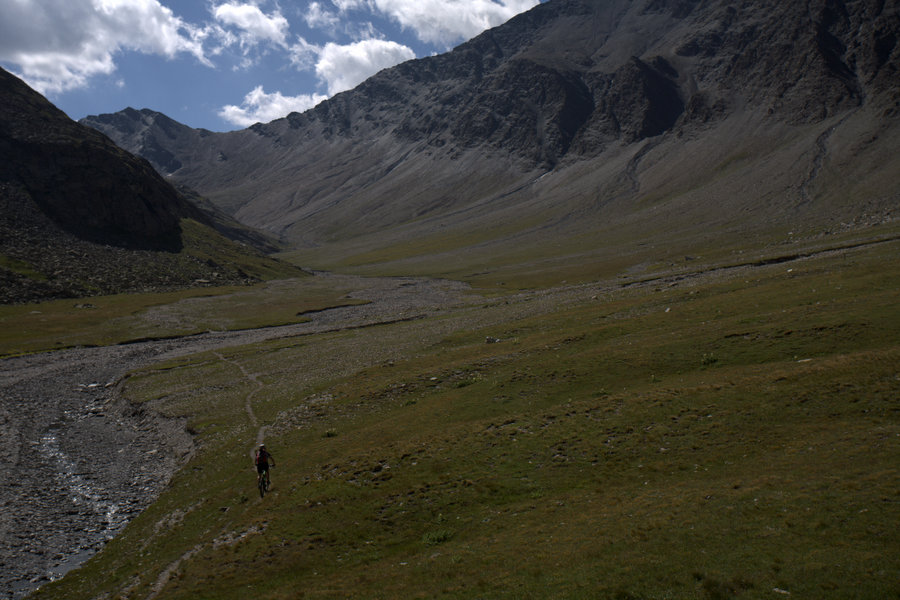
255 444 275 488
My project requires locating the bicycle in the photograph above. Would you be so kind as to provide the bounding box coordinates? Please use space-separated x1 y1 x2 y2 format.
258 466 271 498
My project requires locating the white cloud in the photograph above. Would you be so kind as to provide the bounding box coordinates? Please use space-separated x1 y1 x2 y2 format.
305 2 380 42
218 85 327 127
0 0 208 94
212 2 289 49
315 39 415 95
289 37 321 70
290 36 416 97
370 0 540 47
330 0 369 11
304 2 340 32
0 0 541 129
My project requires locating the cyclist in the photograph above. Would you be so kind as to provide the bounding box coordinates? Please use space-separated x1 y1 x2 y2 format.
255 444 275 489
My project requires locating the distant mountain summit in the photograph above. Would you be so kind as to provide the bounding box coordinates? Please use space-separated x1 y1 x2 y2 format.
85 107 213 176
82 0 900 277
0 68 299 303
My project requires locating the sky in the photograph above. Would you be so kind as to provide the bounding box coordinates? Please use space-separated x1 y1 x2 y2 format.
0 0 542 131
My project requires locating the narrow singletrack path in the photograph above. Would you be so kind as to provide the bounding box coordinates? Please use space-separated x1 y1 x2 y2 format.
212 351 268 449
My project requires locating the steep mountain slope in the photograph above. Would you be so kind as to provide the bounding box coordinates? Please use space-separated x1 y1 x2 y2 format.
83 0 900 281
1 72 201 249
0 68 302 303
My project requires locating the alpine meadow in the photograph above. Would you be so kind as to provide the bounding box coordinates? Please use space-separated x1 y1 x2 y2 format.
1 0 898 599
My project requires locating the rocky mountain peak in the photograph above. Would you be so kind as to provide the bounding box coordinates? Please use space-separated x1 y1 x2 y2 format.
84 107 209 175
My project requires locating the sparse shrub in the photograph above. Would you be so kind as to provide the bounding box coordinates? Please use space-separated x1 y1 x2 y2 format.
422 529 453 545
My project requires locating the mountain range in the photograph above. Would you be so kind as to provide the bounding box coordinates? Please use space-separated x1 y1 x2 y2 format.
2 0 897 303
80 0 899 283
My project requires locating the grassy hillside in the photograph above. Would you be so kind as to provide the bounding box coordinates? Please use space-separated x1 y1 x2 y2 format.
0 212 308 305
32 238 899 599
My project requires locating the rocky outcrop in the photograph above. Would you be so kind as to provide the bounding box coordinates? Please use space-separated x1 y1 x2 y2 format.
84 108 215 176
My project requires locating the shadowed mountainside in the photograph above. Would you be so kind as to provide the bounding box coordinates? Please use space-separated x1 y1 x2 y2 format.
0 70 200 249
83 0 899 280
0 68 302 303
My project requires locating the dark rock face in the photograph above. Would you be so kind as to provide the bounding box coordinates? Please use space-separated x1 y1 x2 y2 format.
311 0 897 158
0 69 202 249
80 0 899 247
581 56 685 146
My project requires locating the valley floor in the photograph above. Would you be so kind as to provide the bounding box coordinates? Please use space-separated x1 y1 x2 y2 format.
2 240 897 599
0 266 660 598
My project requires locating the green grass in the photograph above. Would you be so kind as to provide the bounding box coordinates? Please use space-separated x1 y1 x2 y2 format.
282 210 900 295
0 277 367 357
178 219 298 283
32 240 900 599
0 254 46 280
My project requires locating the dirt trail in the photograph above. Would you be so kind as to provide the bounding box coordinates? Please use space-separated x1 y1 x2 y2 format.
212 351 266 447
142 352 273 600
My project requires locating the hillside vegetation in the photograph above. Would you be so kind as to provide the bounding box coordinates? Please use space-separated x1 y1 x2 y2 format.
31 235 899 599
0 273 377 357
5 0 896 596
